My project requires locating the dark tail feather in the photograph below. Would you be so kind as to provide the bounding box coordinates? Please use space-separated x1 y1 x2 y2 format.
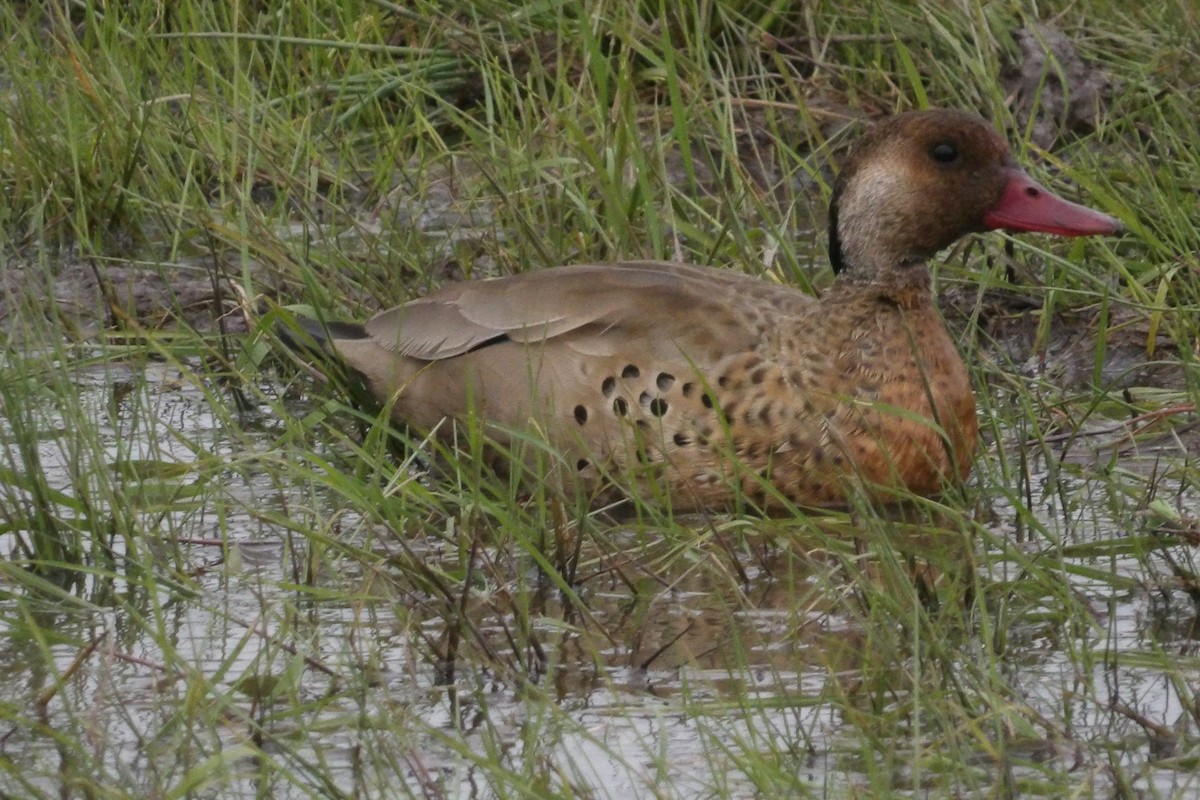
276 312 412 449
274 311 401 430
274 312 375 396
275 314 367 357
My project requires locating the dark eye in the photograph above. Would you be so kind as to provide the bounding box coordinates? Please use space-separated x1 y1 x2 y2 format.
930 142 958 164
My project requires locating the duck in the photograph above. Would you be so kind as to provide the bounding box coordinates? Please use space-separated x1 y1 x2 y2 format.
283 109 1122 511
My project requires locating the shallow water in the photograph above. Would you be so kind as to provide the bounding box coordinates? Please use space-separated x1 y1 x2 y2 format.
2 350 1198 798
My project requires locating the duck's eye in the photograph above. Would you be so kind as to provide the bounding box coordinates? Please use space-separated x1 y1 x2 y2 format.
930 143 959 164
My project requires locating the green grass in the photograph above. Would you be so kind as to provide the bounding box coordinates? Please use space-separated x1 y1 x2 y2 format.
1 0 1199 797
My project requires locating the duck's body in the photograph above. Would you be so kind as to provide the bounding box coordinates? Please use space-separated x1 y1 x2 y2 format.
289 110 1121 510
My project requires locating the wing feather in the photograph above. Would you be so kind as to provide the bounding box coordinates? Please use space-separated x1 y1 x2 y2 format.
363 261 780 361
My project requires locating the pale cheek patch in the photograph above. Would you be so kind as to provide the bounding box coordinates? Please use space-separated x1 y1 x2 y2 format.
838 161 918 270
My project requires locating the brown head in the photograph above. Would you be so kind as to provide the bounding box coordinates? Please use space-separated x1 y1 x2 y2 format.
828 109 1122 285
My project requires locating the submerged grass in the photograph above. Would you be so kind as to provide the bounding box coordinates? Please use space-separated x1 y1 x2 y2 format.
1 0 1199 797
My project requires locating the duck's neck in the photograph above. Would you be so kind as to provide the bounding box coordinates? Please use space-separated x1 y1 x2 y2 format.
827 269 933 311
828 221 935 303
828 207 936 300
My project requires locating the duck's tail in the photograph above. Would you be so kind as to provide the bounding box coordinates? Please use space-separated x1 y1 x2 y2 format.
275 311 378 396
276 313 367 357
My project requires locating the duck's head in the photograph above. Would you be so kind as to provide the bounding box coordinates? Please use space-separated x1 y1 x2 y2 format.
829 109 1122 284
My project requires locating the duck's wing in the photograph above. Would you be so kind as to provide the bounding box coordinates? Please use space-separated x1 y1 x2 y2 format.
362 261 814 361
